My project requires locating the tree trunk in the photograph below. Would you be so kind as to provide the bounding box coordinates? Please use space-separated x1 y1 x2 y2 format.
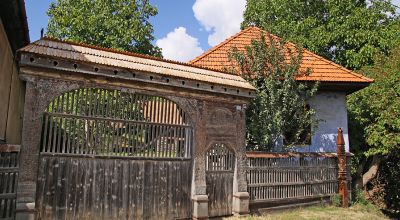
354 157 367 188
362 155 382 188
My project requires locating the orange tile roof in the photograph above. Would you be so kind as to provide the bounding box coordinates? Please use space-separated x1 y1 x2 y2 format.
190 27 373 83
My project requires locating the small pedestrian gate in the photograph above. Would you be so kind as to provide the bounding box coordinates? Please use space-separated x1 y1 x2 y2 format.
36 88 193 220
0 145 20 220
205 144 235 217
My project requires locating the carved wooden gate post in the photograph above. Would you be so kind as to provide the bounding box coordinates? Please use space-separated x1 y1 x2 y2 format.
336 127 349 207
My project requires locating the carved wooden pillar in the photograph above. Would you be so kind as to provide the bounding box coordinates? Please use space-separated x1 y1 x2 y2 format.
336 127 349 207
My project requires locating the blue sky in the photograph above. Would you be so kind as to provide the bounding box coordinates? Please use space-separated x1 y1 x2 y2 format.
26 0 209 43
25 0 246 62
25 0 400 62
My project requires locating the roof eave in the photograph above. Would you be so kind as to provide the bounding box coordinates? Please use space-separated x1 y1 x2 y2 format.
0 0 30 53
318 81 372 94
18 49 256 100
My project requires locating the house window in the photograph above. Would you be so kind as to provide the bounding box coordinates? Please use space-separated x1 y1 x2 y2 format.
283 104 312 146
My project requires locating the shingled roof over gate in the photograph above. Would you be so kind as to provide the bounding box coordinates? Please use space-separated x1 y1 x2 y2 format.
18 38 255 92
190 27 373 84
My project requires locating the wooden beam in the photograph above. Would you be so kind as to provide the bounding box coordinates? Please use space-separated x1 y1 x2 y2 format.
0 144 20 152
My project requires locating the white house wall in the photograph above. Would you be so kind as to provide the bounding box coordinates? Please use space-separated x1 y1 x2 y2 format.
296 91 350 153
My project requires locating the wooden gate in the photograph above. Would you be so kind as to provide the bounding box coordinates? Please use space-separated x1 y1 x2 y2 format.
205 144 235 217
36 88 193 220
0 144 20 220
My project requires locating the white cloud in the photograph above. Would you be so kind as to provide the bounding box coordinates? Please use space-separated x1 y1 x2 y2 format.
193 0 246 47
393 0 400 14
156 27 204 62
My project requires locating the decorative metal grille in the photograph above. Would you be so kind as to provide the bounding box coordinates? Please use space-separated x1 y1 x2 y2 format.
40 88 193 158
205 144 235 171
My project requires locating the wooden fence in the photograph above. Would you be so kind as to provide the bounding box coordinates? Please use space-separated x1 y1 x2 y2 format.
0 144 20 220
246 152 351 206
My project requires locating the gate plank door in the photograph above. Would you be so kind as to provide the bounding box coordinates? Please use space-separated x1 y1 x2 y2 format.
205 144 235 217
36 157 193 220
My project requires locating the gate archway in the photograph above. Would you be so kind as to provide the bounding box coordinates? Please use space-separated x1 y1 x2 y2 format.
36 88 193 219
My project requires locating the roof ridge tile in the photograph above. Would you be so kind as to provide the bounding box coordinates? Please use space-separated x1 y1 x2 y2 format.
189 27 255 64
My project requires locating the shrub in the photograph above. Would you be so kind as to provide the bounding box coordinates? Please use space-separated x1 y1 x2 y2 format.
353 187 369 206
331 194 341 207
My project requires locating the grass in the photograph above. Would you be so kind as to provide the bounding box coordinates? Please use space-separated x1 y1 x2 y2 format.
226 204 388 220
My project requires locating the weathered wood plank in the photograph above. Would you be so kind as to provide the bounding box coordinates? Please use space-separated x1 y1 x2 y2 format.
248 180 338 187
0 145 20 153
246 156 339 203
0 194 15 199
206 172 234 217
205 144 235 217
0 168 19 173
0 151 19 220
246 151 353 158
36 156 192 220
0 148 20 220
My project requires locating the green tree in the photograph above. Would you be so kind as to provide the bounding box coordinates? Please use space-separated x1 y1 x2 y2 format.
348 48 400 156
347 47 400 189
242 0 400 69
47 0 162 56
229 35 318 151
242 0 400 211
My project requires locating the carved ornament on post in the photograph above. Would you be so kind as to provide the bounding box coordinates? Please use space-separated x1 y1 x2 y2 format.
336 127 349 208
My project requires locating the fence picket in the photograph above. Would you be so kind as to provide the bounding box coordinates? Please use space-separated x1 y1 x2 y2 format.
246 153 343 203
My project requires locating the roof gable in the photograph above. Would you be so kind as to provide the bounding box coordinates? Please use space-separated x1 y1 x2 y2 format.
190 27 373 84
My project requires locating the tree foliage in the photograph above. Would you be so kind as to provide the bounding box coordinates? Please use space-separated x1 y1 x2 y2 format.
347 48 400 214
361 149 400 217
242 0 400 69
47 0 162 56
229 35 318 151
377 150 400 216
347 47 400 156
